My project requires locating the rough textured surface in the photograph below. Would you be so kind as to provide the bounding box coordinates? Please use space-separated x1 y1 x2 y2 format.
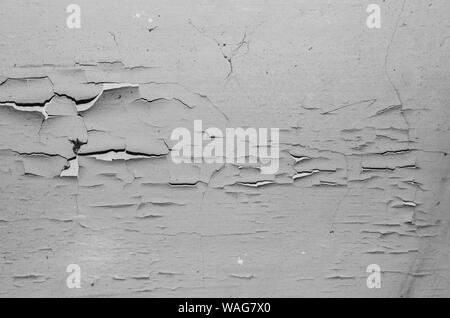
0 0 449 297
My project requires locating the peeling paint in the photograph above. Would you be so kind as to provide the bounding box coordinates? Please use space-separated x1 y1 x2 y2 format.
0 0 449 298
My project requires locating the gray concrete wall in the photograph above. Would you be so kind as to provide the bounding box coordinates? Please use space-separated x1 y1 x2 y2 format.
0 0 449 297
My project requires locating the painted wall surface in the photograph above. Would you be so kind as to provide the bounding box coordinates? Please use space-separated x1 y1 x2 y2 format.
0 0 449 297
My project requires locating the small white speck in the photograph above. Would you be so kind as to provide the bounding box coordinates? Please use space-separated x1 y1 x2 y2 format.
237 257 244 265
301 251 306 255
148 18 153 23
135 13 141 18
